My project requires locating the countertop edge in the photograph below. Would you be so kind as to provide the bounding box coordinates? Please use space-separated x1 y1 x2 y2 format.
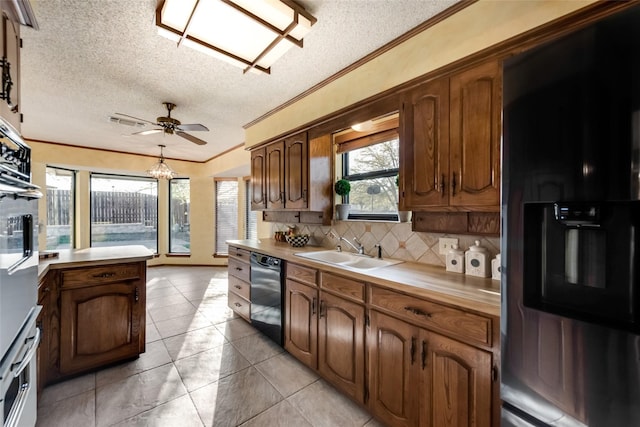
227 239 500 318
38 246 154 280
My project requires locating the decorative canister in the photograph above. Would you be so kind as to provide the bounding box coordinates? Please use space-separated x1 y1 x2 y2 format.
465 240 490 278
492 253 501 281
446 244 465 274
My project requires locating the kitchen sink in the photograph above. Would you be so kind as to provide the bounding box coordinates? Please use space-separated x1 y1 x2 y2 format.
295 250 403 270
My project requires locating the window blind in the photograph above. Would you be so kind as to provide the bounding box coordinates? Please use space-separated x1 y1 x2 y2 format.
215 179 238 255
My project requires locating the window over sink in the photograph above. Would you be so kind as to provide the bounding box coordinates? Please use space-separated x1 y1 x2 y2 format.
335 113 399 221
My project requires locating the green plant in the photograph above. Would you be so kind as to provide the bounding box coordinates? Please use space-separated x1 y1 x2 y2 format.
334 179 351 197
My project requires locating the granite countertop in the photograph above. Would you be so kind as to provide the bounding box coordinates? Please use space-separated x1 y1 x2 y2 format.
227 239 501 317
38 245 154 280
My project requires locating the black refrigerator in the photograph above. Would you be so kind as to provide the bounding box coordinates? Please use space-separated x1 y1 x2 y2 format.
501 5 640 426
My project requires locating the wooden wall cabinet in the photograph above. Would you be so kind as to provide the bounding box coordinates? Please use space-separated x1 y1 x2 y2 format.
227 245 251 321
400 59 501 213
0 11 21 131
38 261 147 385
250 133 332 224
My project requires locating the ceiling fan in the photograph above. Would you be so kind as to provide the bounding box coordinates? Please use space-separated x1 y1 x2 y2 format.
114 102 209 145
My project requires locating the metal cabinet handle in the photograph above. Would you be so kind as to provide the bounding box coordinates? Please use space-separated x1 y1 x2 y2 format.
319 300 326 318
234 302 242 308
93 272 116 278
410 336 416 365
452 172 457 195
234 285 242 290
235 267 243 271
312 297 317 315
440 173 445 194
421 340 427 369
404 306 432 317
134 287 139 302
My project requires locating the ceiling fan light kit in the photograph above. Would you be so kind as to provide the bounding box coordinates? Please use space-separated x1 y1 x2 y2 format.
147 144 177 180
155 0 316 74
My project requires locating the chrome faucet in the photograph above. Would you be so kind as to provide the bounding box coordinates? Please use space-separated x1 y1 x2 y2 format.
339 236 365 255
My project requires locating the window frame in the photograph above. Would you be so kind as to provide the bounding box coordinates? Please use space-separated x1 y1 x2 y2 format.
89 173 159 252
341 140 400 222
45 166 77 250
168 177 190 255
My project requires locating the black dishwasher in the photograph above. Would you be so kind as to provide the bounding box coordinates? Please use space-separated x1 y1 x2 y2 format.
250 252 283 346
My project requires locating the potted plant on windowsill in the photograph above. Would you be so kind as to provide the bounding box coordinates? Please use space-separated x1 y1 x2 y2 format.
334 179 351 220
396 174 412 223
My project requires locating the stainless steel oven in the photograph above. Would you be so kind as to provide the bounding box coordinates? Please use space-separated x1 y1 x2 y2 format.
0 308 40 427
0 116 41 427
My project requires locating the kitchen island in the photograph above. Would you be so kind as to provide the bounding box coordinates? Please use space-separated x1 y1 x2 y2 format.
227 239 501 427
37 245 153 390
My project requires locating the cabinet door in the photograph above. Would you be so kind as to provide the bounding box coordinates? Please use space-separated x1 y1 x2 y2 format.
250 147 267 210
368 310 420 427
318 292 365 403
400 78 450 209
0 14 20 131
59 282 143 375
266 141 285 210
449 60 501 207
424 332 493 427
284 279 318 369
284 133 308 210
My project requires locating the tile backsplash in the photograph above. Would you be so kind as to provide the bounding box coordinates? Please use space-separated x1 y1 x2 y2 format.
270 221 500 268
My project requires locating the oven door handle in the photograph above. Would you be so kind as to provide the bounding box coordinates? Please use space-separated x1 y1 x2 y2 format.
10 327 41 377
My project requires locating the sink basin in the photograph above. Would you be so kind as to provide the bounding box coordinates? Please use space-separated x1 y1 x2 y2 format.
295 250 403 270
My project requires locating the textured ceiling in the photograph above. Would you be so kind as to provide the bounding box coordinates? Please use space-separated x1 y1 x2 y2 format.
19 0 458 163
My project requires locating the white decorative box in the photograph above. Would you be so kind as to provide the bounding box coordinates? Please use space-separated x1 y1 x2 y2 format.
465 240 490 278
446 244 465 274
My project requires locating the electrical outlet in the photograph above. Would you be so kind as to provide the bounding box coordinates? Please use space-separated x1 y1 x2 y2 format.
438 238 459 255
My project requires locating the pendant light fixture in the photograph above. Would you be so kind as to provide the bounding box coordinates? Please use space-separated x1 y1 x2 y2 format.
147 144 177 180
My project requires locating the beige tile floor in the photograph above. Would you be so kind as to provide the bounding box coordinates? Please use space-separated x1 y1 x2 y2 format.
36 266 385 427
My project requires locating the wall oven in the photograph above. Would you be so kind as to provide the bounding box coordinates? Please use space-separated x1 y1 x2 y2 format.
0 116 42 427
0 308 40 427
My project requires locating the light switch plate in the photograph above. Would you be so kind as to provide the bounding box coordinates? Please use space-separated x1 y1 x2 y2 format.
438 238 459 255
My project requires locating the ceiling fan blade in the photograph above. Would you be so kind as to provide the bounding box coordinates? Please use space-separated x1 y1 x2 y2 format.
177 123 209 132
132 129 163 136
113 113 158 126
176 131 207 145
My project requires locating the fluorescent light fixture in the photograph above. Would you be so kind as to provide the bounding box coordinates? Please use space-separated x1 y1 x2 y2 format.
155 0 316 74
147 145 177 180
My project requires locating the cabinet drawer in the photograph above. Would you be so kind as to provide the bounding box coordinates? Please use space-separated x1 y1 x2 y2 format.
286 262 317 287
62 263 141 289
320 272 364 302
228 276 250 300
228 257 250 282
229 246 251 263
370 287 492 346
228 291 250 321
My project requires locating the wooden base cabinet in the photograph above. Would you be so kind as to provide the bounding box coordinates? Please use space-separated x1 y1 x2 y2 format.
285 264 367 404
284 278 318 369
227 246 251 321
368 310 493 427
368 310 420 427
38 261 147 386
318 290 365 403
60 281 143 375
